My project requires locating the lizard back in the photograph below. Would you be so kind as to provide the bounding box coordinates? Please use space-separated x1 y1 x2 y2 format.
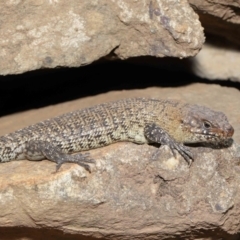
0 98 184 161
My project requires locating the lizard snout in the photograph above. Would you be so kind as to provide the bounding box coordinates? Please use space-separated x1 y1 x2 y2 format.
224 125 234 138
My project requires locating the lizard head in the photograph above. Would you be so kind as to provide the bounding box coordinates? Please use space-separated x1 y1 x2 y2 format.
180 104 234 143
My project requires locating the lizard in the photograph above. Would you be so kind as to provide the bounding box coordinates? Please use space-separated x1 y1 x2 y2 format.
0 98 234 172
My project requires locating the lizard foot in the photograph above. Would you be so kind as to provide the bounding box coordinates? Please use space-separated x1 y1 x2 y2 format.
169 143 193 165
55 152 95 172
145 123 194 165
151 144 193 165
25 140 95 172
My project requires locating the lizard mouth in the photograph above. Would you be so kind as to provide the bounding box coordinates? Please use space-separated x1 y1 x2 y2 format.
192 126 234 142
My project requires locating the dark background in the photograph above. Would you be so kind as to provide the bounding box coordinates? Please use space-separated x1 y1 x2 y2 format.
0 58 239 117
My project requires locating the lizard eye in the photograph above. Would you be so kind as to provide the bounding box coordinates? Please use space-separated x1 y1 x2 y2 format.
203 121 212 129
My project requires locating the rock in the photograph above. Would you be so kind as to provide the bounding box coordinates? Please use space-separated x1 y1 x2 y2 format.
0 0 204 75
0 86 239 239
189 0 240 24
188 0 240 81
191 43 240 81
0 138 239 239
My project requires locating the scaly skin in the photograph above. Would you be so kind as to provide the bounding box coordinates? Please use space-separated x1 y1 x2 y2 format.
0 98 234 171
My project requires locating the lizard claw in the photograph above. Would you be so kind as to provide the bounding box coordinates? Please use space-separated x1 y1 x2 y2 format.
151 143 193 166
170 143 193 165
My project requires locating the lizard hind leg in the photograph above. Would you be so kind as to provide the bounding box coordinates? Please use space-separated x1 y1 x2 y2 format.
144 123 193 165
25 140 95 172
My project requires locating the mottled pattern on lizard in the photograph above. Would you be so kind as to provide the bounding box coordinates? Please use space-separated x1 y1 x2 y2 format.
0 98 234 172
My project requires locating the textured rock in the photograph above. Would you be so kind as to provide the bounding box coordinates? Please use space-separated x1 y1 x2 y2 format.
0 141 239 240
0 85 239 239
0 0 204 75
189 0 240 24
188 0 240 81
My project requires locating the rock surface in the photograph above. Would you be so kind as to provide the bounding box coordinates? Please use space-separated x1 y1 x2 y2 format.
189 0 240 24
0 0 203 75
188 0 240 81
0 85 239 239
0 0 204 75
2 0 240 82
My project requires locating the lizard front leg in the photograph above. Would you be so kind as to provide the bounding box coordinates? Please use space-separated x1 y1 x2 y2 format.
24 140 95 172
144 123 193 165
